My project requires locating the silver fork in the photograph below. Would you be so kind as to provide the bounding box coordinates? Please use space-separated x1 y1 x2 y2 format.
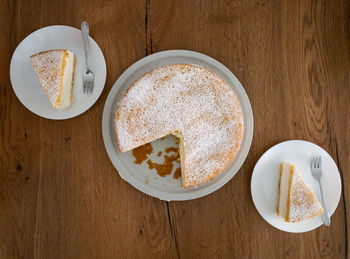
311 156 330 226
81 21 94 93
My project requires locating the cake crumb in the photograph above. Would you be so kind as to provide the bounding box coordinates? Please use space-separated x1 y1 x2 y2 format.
173 168 181 179
132 143 153 164
165 147 178 153
147 153 179 177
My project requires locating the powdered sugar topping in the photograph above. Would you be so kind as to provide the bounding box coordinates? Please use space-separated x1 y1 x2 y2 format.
30 50 64 107
289 169 323 221
115 64 243 187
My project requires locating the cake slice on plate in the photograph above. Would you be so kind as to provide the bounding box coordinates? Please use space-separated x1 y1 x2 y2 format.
30 49 76 110
277 161 323 222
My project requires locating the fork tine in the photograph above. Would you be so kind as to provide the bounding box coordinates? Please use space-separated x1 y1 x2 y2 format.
89 81 93 94
313 156 317 168
86 81 89 93
318 155 321 168
90 81 93 93
90 81 94 93
83 81 86 93
88 81 92 94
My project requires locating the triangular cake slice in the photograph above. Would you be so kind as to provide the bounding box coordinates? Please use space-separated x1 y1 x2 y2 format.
30 49 76 110
277 161 323 222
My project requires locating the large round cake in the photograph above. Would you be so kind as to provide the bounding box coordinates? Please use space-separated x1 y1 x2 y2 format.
115 64 243 188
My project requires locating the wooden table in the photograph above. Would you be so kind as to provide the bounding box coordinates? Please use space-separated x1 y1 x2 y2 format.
1 0 349 258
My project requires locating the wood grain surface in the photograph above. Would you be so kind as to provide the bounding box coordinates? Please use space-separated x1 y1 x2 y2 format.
0 0 349 258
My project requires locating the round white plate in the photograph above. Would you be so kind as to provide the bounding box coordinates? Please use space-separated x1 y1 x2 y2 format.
251 140 341 233
10 25 107 120
102 50 253 201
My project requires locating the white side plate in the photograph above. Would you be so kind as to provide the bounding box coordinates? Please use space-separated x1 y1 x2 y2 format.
10 25 107 120
102 50 253 201
251 140 342 232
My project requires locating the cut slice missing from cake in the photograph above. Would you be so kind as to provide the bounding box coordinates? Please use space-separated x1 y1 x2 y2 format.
30 49 76 110
277 161 323 222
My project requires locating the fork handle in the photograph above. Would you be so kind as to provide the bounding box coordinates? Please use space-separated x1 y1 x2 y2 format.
81 21 89 67
317 178 331 226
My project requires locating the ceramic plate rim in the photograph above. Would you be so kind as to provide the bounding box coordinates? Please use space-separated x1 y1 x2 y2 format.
102 50 253 201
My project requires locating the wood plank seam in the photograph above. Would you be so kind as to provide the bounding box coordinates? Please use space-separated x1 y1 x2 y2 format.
145 0 179 258
145 0 152 55
335 141 348 259
166 202 180 259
